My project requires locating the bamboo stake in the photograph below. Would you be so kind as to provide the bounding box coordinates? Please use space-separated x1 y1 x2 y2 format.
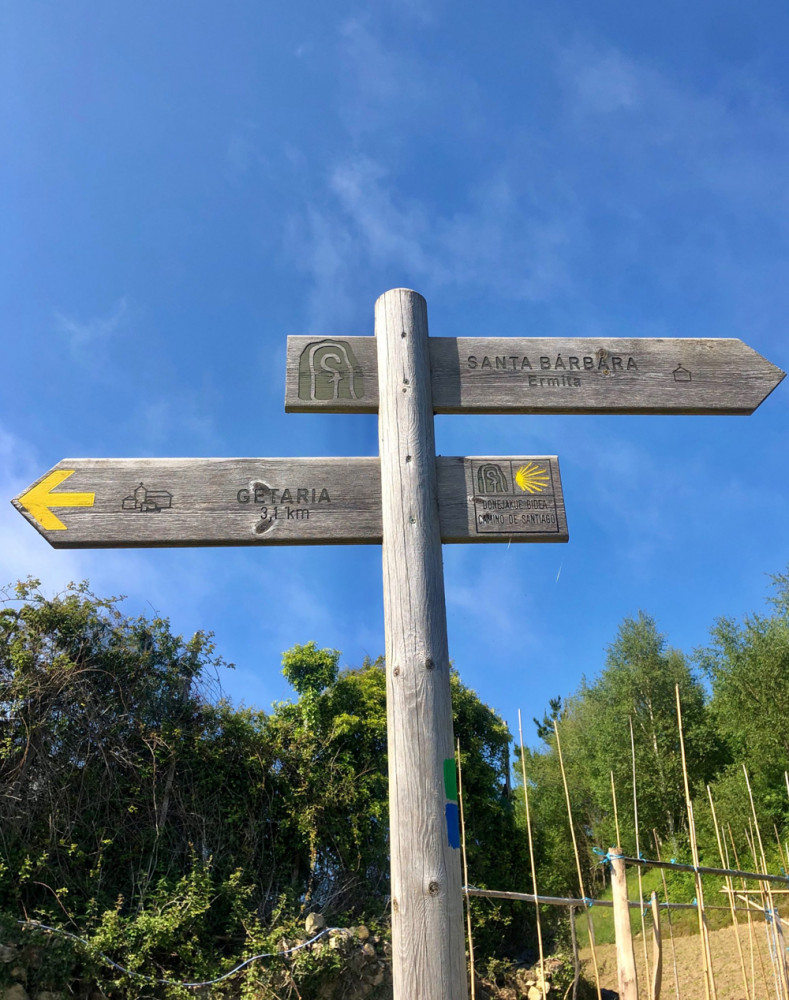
651 891 663 1000
457 741 476 1000
736 893 789 918
774 825 789 991
707 784 751 1000
745 822 781 1000
553 720 602 1000
630 717 652 998
729 824 771 1000
744 818 781 1000
774 825 788 876
725 889 789 895
744 773 789 1000
518 710 545 995
653 831 681 1000
611 770 622 849
675 684 716 1000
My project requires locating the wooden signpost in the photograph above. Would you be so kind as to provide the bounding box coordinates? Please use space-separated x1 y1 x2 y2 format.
11 287 785 1000
13 455 568 547
286 334 784 415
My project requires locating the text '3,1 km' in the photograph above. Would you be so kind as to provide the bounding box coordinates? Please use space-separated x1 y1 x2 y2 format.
13 456 568 548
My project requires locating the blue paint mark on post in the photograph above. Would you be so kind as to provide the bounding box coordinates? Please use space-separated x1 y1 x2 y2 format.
445 802 461 849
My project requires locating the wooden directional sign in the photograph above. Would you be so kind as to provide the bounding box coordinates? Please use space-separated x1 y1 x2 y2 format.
285 335 785 415
13 456 568 548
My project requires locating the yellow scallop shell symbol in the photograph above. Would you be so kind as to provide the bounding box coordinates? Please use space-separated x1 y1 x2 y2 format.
515 463 550 493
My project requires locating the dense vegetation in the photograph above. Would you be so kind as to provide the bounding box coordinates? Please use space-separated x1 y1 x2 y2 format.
522 572 789 910
3 571 789 996
0 579 524 997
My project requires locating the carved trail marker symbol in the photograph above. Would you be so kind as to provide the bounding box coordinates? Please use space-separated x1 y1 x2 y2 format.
13 456 568 547
297 338 364 401
286 335 784 415
12 288 784 1000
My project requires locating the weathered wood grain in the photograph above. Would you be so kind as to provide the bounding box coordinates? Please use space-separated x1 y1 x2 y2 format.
285 335 785 415
611 849 639 1000
13 456 567 548
376 289 468 1000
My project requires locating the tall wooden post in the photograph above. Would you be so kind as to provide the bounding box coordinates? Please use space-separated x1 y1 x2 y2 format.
610 847 638 1000
376 288 469 1000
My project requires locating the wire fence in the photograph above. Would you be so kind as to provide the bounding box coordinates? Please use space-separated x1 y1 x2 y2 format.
9 682 789 999
457 686 789 1000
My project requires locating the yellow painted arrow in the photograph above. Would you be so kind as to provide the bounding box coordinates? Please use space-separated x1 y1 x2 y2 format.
17 470 95 531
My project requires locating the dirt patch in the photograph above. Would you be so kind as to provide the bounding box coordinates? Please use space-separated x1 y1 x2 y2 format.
581 919 787 999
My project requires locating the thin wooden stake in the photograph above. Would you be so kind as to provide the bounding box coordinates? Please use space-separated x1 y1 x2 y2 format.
675 684 717 1000
611 770 622 849
774 824 788 875
457 741 476 1000
376 288 468 1000
744 767 789 1000
553 719 602 1000
729 824 771 999
518 710 545 994
651 891 663 1000
653 831 681 1000
746 822 782 1000
707 784 751 1000
630 716 652 998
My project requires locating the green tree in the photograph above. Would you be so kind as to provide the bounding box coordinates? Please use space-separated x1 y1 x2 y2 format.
1 580 530 993
700 570 789 845
518 612 719 910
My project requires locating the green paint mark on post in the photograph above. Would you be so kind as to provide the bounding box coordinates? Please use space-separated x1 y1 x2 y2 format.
443 758 458 802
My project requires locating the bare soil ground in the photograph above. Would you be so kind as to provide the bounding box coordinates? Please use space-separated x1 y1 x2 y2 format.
581 920 788 999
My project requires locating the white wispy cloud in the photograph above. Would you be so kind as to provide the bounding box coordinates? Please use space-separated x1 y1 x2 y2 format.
558 40 789 233
285 207 358 335
55 296 129 352
337 16 477 136
290 21 789 348
291 156 573 320
130 390 221 454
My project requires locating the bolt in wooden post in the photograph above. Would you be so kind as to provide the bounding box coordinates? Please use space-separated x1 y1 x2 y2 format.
376 289 468 1000
610 848 639 1000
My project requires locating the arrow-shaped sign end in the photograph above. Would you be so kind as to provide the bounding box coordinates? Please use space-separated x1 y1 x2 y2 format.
15 469 95 532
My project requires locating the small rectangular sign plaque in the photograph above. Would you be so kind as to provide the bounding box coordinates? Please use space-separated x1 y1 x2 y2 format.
284 335 784 415
13 456 568 548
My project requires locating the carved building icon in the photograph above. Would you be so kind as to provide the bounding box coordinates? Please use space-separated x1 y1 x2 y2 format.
476 464 509 493
298 340 364 401
121 483 172 513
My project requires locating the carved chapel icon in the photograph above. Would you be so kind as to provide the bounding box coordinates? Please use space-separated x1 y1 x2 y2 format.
673 364 692 383
298 339 364 401
476 464 509 493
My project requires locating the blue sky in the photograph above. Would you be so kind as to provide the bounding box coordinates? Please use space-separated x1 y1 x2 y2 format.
3 0 789 746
